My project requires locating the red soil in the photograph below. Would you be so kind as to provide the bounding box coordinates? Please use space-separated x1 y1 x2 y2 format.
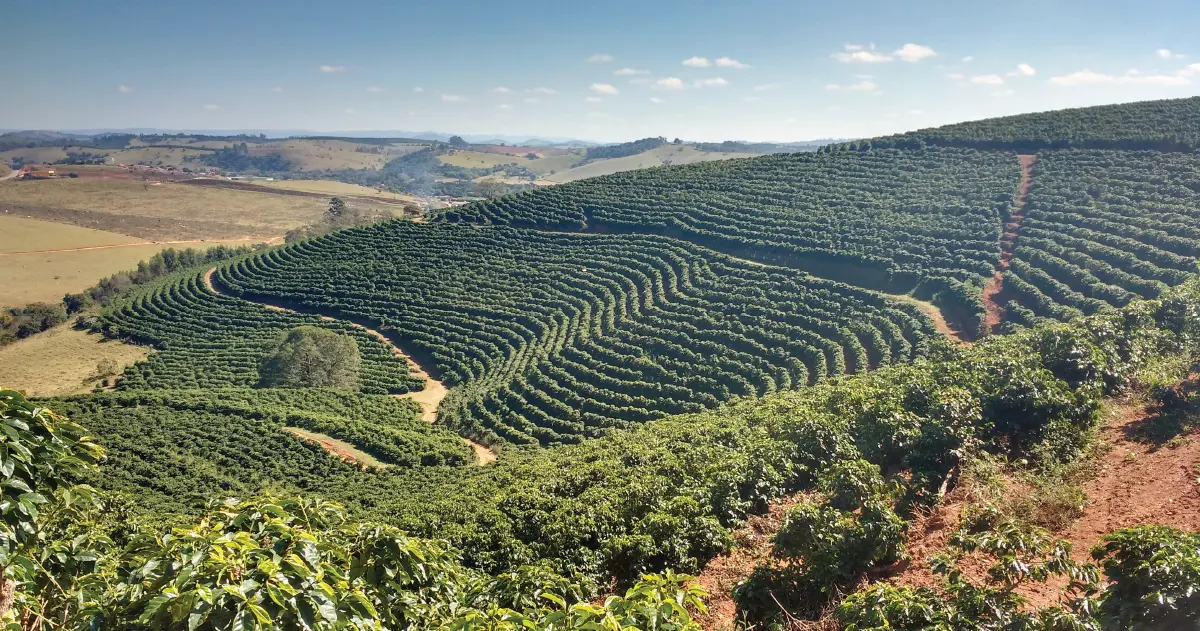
980 154 1037 334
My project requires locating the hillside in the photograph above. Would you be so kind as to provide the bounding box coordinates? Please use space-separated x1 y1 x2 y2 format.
6 97 1200 628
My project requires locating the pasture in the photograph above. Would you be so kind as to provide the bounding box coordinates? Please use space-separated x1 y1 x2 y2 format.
0 324 149 396
0 177 328 239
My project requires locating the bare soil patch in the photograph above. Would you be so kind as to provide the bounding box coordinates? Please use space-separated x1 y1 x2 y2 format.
981 154 1037 333
282 427 386 468
202 266 496 464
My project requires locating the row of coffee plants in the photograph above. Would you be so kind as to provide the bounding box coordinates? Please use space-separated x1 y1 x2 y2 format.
208 222 935 444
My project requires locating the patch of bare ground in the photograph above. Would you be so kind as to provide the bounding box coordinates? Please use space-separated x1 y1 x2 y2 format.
696 495 805 631
887 388 1200 608
282 427 386 468
980 154 1037 334
202 267 496 465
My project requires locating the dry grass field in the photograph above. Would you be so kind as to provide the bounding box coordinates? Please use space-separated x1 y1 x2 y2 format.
438 150 538 170
253 140 426 171
261 179 420 202
0 325 149 396
3 241 206 306
0 215 137 253
0 178 328 239
544 145 754 183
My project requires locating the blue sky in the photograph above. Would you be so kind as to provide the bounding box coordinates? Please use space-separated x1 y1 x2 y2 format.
3 0 1198 142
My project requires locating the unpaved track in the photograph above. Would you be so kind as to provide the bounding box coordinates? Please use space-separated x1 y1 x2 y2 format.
980 154 1037 333
202 267 496 465
0 236 280 257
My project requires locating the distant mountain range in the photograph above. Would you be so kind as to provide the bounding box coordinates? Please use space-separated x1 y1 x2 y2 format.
0 128 850 149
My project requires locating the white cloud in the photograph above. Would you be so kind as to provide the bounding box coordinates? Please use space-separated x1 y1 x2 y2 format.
366 86 385 92
344 108 357 114
491 86 512 93
614 68 649 76
587 53 614 63
441 94 467 102
962 56 974 63
1050 69 1192 86
834 43 934 63
117 84 132 93
270 87 284 93
946 72 965 80
319 65 345 73
527 87 557 94
825 79 878 92
753 83 781 91
629 77 653 85
590 83 619 95
649 97 664 104
908 109 924 115
1157 49 1185 59
413 86 424 92
682 56 711 67
652 77 685 90
832 44 892 63
894 43 936 62
498 104 511 110
715 56 750 69
1014 63 1036 77
203 104 221 111
693 77 729 88
970 74 1005 85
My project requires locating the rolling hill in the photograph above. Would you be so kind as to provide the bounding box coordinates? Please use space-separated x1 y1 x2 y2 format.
8 96 1200 629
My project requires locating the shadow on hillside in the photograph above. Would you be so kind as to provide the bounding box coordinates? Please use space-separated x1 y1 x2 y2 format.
1122 373 1200 448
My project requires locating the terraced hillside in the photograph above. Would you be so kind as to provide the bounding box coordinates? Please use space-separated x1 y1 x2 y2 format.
442 147 1020 291
999 150 1200 326
871 95 1200 151
98 271 424 394
199 223 934 445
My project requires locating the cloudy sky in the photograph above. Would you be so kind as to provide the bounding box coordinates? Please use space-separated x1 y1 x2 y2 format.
2 0 1197 142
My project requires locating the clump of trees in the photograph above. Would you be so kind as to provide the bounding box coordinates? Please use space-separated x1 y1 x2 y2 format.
0 303 67 346
285 197 397 243
195 143 292 173
258 325 362 389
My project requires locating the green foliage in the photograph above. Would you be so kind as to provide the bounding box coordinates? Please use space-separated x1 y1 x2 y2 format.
870 96 1200 151
182 223 932 445
584 137 666 161
837 510 1101 631
441 147 1018 295
0 303 67 346
1092 525 1200 629
0 388 106 622
259 326 362 390
736 461 905 623
47 389 472 512
98 270 422 395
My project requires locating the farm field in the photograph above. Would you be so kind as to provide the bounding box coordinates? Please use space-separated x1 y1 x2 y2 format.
1 240 237 307
8 96 1200 630
0 177 328 239
0 324 149 395
260 178 421 202
0 215 137 253
250 139 427 170
542 144 755 183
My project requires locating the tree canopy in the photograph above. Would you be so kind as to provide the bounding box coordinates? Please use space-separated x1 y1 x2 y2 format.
258 326 362 390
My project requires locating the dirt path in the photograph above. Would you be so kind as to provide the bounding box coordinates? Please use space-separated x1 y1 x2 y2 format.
980 154 1037 334
0 236 280 256
202 267 496 465
888 394 1200 608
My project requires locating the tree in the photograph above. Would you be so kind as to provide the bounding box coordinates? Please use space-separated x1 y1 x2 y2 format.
448 135 468 148
258 326 361 389
474 178 507 199
325 197 347 222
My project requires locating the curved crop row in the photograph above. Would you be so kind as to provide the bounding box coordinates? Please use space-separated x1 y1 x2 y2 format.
999 150 1200 326
189 222 938 445
97 271 424 394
